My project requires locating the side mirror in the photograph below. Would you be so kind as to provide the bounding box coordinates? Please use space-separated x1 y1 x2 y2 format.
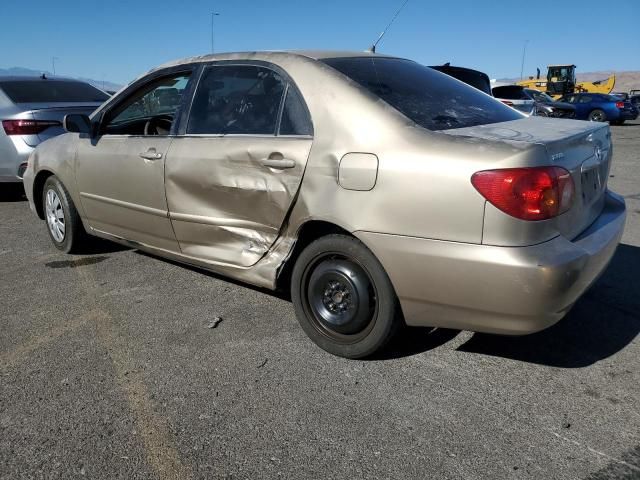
63 114 92 135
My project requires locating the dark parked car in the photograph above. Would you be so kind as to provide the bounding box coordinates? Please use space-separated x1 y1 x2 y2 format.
0 76 109 184
557 93 639 124
524 88 576 118
429 64 492 95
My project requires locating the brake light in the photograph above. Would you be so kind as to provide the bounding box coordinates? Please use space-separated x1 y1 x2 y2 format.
501 100 514 107
471 167 574 221
615 101 625 109
2 119 61 135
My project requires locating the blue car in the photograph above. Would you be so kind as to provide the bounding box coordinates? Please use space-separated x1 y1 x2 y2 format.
557 93 639 124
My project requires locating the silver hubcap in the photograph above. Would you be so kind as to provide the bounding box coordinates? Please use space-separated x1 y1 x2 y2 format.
45 189 65 242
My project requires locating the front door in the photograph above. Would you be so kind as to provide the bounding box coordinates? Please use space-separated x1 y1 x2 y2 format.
75 71 193 251
165 64 313 267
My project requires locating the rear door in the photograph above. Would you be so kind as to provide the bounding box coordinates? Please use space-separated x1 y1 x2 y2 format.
165 63 313 267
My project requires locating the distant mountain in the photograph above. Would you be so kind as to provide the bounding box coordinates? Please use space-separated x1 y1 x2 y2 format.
496 71 640 93
0 67 123 92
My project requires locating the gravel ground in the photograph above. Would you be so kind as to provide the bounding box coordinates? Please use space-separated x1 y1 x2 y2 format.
1 120 639 480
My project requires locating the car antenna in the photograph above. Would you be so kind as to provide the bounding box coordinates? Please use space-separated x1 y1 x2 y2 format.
367 0 410 53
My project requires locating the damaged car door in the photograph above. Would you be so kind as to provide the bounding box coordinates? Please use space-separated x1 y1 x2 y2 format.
165 63 313 267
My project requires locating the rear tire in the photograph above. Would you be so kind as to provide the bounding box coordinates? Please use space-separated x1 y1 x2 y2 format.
42 176 88 253
291 234 400 359
588 109 607 122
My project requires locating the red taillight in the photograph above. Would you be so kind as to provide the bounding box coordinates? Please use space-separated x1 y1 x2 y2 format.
501 100 514 107
471 167 574 221
2 119 61 135
615 101 625 109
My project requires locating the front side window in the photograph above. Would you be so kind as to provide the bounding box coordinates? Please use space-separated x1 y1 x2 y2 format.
322 57 521 131
187 65 286 135
103 73 191 135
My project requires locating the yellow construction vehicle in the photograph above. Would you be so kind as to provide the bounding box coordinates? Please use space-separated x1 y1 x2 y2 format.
517 65 615 99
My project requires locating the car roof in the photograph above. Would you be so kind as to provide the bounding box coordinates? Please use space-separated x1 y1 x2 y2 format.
156 50 401 70
0 75 89 83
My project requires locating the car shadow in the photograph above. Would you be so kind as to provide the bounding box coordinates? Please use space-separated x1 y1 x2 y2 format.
455 243 640 367
134 242 638 367
372 327 461 361
134 250 291 301
0 184 26 202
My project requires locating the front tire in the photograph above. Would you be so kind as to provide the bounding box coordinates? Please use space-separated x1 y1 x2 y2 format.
291 234 400 358
588 109 607 122
42 176 87 253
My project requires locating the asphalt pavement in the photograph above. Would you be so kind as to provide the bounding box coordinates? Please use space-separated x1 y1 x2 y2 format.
1 120 639 480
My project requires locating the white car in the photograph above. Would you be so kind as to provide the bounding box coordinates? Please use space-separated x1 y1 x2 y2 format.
491 85 535 116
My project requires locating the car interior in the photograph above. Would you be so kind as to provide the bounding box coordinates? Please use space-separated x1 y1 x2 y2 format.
102 74 191 136
187 66 285 135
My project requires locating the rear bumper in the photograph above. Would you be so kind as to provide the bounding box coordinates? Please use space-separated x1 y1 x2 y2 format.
355 191 626 334
0 137 33 183
620 111 638 120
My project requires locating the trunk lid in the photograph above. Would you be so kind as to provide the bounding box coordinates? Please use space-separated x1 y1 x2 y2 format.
22 103 101 144
441 117 612 242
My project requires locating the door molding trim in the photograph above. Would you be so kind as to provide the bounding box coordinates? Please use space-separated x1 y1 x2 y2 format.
169 211 278 232
80 192 168 218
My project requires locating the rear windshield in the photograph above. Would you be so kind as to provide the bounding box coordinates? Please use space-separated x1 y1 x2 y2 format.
430 66 492 95
322 57 521 131
492 86 530 100
0 80 109 104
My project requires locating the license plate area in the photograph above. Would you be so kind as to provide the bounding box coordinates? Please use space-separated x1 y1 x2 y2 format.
580 155 608 205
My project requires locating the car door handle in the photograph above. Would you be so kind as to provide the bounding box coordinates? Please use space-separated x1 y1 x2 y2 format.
260 158 296 169
139 150 163 160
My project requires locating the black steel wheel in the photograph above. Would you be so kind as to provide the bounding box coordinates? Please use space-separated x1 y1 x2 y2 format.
291 234 400 358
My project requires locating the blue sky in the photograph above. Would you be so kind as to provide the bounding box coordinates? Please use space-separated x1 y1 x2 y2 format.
1 0 638 85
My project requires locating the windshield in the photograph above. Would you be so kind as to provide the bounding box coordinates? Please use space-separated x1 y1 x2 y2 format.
491 86 530 100
322 57 522 131
0 80 109 104
526 89 555 103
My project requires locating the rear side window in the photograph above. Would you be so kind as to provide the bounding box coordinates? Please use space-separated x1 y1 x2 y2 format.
492 86 529 100
579 95 594 103
322 57 521 131
279 87 312 136
0 80 109 103
188 65 286 135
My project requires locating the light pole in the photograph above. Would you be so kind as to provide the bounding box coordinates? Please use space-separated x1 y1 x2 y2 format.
211 12 220 54
520 40 529 80
51 56 59 75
